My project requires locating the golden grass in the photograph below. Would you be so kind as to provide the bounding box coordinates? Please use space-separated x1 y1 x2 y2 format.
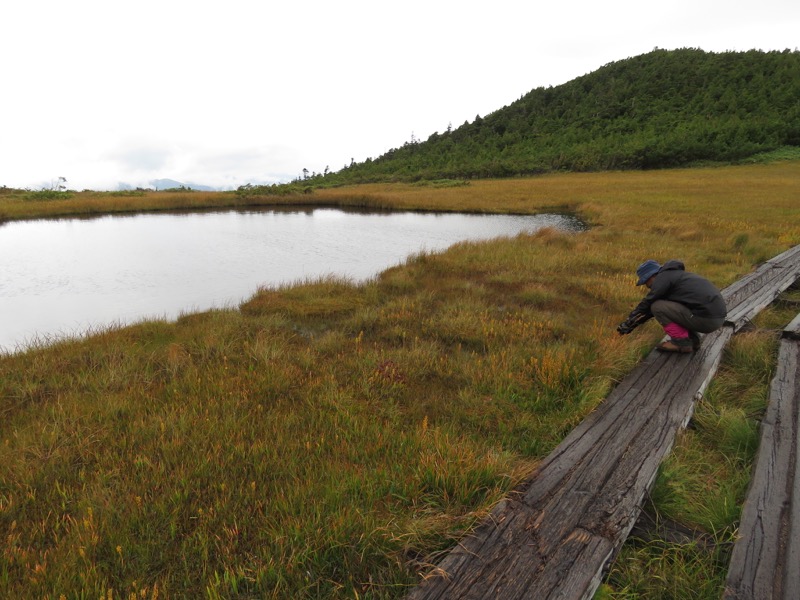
603 290 800 598
1 161 799 598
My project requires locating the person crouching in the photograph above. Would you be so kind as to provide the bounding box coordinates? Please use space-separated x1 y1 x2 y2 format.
617 259 727 353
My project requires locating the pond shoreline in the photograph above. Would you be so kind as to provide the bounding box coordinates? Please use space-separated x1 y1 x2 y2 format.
0 206 583 353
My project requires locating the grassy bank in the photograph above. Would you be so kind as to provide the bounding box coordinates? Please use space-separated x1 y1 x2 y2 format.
600 287 800 597
1 162 799 598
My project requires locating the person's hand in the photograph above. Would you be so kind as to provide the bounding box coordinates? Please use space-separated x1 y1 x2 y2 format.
617 320 634 335
616 311 649 335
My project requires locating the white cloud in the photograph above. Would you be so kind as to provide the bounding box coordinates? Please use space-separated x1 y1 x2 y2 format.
1 0 798 190
109 143 173 172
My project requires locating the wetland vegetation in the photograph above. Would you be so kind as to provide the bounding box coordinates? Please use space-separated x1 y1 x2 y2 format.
2 161 799 598
3 46 800 599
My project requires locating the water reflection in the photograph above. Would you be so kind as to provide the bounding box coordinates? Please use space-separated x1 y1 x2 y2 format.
0 207 584 351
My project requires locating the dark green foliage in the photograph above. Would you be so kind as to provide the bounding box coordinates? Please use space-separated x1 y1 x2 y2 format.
104 190 147 197
23 189 74 201
235 182 314 197
410 179 471 188
314 49 800 185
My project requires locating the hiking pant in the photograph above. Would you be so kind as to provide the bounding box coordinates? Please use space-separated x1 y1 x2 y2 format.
651 300 726 334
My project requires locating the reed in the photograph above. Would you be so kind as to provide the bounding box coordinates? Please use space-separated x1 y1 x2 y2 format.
603 289 800 598
1 162 799 598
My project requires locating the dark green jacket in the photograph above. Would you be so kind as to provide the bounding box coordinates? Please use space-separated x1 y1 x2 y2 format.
632 260 727 319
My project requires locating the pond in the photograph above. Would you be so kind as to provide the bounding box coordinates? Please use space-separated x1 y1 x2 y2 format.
0 207 584 351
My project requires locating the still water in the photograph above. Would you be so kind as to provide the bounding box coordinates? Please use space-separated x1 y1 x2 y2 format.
0 207 583 351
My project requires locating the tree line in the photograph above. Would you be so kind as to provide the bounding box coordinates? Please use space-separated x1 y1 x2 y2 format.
240 48 800 195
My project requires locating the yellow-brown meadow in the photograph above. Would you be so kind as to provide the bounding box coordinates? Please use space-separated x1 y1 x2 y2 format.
1 161 799 598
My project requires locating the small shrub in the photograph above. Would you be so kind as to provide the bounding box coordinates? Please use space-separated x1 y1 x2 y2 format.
411 179 471 188
24 189 73 201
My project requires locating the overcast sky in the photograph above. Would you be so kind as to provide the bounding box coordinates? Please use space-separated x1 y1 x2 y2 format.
2 0 798 191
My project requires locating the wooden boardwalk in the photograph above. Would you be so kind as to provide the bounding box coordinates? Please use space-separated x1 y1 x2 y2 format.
407 244 800 600
723 312 800 599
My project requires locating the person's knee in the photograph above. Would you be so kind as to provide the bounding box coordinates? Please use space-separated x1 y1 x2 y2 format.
652 300 694 329
693 316 726 334
651 300 671 325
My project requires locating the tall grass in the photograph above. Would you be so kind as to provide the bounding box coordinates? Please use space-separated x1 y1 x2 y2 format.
601 289 799 598
0 190 298 222
1 162 799 598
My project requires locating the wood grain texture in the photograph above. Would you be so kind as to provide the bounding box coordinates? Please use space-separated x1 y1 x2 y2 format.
407 245 800 600
722 245 800 330
783 313 800 339
724 325 800 600
407 328 733 600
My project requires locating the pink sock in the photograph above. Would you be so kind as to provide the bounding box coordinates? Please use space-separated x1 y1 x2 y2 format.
664 322 690 339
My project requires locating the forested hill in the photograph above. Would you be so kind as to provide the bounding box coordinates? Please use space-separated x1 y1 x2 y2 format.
309 48 800 186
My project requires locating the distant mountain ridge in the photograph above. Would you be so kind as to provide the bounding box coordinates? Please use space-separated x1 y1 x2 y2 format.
314 48 800 185
117 179 218 192
150 179 217 192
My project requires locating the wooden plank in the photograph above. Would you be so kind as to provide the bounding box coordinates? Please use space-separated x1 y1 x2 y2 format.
723 332 800 599
407 328 733 600
406 245 800 600
725 268 800 328
784 313 800 339
722 244 800 306
723 245 800 330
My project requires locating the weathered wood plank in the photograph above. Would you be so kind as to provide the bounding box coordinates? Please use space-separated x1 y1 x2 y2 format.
407 328 734 600
723 245 800 330
407 245 800 600
784 313 800 339
723 324 800 600
725 270 800 328
722 245 800 306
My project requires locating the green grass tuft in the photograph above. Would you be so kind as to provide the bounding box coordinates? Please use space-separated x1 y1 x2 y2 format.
2 163 799 598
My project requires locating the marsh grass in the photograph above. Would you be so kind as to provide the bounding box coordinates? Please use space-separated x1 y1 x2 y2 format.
602 289 800 598
1 163 799 598
0 189 296 222
597 539 731 599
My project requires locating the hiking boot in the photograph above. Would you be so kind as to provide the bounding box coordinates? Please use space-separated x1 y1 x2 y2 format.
656 338 693 354
689 331 702 351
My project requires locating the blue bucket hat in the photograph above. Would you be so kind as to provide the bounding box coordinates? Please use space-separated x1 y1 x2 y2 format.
636 260 661 286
